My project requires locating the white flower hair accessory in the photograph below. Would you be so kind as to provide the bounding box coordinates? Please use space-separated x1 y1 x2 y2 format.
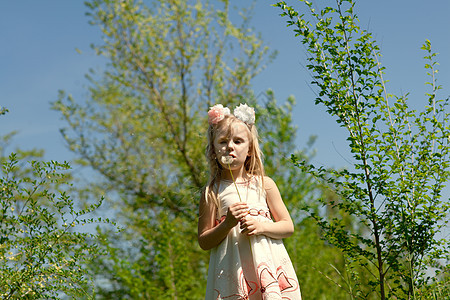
233 103 255 125
208 104 230 125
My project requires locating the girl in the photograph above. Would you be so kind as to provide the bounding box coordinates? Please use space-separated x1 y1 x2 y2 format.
198 104 301 299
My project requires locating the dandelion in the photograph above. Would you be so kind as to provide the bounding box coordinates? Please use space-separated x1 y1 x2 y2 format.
221 156 234 165
221 156 243 202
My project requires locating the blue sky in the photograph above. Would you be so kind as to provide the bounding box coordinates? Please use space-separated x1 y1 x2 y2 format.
1 0 449 170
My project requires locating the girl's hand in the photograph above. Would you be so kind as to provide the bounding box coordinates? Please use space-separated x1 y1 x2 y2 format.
225 202 249 227
240 216 263 236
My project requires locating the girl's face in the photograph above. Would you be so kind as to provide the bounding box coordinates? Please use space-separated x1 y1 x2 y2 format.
214 122 251 171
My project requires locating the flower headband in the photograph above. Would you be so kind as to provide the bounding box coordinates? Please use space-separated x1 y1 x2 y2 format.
208 103 255 125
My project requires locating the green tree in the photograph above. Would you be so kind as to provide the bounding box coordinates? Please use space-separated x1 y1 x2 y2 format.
52 0 277 297
276 0 449 299
52 0 364 298
0 131 106 299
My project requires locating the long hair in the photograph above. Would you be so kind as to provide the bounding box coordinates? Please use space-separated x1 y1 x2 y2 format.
204 114 265 209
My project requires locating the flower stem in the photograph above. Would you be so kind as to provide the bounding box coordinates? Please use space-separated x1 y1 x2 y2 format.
227 163 243 202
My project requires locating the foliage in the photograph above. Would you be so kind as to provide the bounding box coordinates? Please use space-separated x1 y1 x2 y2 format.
0 149 106 299
0 106 8 116
276 0 450 299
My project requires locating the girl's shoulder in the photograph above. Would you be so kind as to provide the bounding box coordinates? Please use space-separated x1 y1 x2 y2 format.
262 176 278 191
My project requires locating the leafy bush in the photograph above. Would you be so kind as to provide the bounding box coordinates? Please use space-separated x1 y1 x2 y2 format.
0 153 106 299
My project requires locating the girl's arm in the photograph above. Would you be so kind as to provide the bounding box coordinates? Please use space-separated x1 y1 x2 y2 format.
240 176 294 239
197 191 249 250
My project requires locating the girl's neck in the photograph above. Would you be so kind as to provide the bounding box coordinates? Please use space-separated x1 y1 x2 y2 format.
221 168 249 182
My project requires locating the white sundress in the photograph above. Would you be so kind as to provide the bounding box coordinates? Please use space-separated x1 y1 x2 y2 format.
205 177 302 300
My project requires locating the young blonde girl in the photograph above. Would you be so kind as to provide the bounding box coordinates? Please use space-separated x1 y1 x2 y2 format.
198 104 301 299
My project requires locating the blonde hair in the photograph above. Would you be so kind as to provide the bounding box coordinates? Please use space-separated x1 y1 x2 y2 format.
204 114 265 209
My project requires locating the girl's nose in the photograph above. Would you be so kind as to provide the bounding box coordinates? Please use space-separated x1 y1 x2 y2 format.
227 141 234 150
